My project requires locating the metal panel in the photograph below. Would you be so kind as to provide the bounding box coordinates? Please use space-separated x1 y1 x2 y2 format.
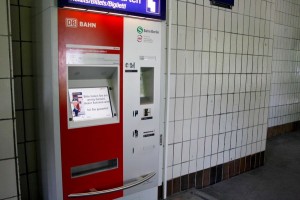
123 17 162 197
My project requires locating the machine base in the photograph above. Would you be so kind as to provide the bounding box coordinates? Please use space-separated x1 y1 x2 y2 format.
115 187 157 200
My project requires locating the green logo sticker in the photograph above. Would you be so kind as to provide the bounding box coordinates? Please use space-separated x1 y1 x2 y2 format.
137 26 143 34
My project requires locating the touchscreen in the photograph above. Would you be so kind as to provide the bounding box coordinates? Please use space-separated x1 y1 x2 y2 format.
68 87 113 121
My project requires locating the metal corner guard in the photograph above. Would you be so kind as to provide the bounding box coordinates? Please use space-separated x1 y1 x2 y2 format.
68 172 156 198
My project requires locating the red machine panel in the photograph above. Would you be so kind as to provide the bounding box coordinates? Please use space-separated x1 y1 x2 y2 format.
58 9 123 200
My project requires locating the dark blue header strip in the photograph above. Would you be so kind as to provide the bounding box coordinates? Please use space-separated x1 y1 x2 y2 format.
58 0 166 20
210 0 234 9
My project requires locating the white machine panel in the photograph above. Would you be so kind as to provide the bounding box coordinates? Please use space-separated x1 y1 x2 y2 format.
123 18 162 196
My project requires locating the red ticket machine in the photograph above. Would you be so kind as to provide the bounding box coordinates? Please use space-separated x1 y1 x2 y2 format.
58 10 124 200
37 6 163 200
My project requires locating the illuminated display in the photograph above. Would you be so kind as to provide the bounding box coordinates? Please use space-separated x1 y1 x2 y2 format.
68 87 113 122
58 0 166 20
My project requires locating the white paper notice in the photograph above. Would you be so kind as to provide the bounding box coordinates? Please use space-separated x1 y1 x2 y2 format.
68 87 113 122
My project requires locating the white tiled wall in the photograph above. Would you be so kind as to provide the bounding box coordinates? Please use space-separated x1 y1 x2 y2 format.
268 0 300 127
0 0 20 199
10 0 39 199
166 0 274 180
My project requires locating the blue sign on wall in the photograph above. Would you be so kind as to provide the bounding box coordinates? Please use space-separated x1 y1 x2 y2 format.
58 0 166 20
210 0 234 9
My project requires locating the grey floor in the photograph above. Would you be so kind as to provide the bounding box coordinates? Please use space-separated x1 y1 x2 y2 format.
168 131 300 200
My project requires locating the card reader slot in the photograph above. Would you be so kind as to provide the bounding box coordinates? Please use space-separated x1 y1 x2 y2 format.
143 130 155 138
71 158 118 178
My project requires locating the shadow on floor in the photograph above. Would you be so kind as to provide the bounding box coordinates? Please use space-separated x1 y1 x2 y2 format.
167 131 300 200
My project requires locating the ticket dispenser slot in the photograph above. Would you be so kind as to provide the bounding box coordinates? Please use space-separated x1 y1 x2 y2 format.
67 65 119 129
71 158 118 178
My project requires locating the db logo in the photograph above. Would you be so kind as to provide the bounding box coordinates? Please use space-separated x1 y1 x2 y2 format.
66 18 78 28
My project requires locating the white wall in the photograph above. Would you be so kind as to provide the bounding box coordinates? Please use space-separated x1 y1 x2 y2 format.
165 0 274 181
0 0 20 199
268 0 300 127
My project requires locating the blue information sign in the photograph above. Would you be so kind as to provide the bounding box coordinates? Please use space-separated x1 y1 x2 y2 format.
58 0 166 20
210 0 234 9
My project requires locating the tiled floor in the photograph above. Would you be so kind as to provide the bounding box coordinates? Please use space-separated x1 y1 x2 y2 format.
167 131 300 200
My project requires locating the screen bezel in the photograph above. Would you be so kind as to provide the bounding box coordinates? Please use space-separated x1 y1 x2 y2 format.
67 64 120 129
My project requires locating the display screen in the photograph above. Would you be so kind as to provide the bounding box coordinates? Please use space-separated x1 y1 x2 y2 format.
68 87 113 122
58 0 166 20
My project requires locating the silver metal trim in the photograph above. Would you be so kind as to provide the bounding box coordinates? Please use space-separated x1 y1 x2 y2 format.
68 172 156 198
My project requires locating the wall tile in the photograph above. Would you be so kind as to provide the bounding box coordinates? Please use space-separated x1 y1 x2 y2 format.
16 111 24 143
178 1 187 26
198 117 206 138
22 77 34 109
21 42 33 75
182 141 190 162
0 159 18 199
187 3 195 27
28 172 39 200
26 142 37 173
24 110 36 140
195 5 203 28
174 121 183 143
20 0 33 6
168 145 174 167
181 162 189 176
173 164 181 179
0 0 8 35
10 5 20 41
20 7 32 41
190 139 197 161
174 143 182 165
0 79 12 119
0 120 14 160
182 119 191 141
0 36 10 78
12 42 21 76
177 26 186 50
190 118 198 139
17 143 26 174
202 29 210 51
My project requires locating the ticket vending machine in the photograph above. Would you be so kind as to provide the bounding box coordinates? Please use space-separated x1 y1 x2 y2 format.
36 2 164 200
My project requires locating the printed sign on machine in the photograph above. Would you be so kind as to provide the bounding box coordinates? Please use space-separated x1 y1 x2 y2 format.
68 87 113 121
